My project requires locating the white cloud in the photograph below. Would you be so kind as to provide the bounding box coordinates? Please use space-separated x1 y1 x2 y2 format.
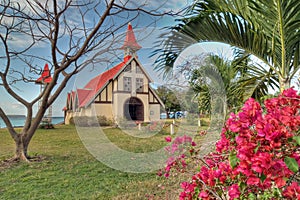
0 101 26 115
11 103 23 110
116 0 193 13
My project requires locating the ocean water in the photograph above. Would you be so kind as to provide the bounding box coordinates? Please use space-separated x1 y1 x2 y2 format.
0 116 64 128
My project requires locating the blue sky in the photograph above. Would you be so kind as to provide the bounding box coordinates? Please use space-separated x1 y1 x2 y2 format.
0 0 234 116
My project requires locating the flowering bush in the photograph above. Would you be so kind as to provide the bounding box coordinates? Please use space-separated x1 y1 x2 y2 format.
158 135 197 178
161 88 300 199
147 121 165 132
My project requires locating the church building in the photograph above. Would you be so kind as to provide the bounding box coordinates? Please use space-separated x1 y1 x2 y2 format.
64 23 164 124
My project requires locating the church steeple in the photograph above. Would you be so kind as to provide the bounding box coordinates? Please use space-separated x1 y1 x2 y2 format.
121 23 141 59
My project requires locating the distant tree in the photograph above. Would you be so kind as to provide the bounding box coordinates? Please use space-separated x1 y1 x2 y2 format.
188 54 255 114
182 87 199 114
0 0 175 161
155 86 181 117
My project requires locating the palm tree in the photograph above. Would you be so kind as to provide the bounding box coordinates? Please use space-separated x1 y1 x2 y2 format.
154 0 300 93
189 55 247 114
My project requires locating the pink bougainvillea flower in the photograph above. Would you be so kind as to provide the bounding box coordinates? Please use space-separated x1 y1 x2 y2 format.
157 170 162 177
160 88 300 200
247 176 260 185
282 87 298 97
199 191 209 198
274 177 286 188
283 181 300 199
165 136 172 142
216 132 230 153
179 182 196 200
180 182 195 193
228 184 241 200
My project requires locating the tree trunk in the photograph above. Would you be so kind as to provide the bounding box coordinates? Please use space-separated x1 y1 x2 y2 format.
14 135 30 162
279 77 291 92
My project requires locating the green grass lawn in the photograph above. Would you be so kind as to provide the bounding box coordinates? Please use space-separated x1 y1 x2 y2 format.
0 122 208 199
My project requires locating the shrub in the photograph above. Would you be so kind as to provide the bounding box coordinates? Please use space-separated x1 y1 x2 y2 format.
96 115 113 126
158 135 197 179
145 121 165 133
39 123 54 129
160 88 300 199
115 117 137 129
69 115 113 127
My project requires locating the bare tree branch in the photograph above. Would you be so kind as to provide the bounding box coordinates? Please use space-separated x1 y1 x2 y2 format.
0 0 178 161
0 107 17 140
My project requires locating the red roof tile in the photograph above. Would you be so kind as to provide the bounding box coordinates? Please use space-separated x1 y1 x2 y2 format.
78 60 128 108
77 89 93 107
121 23 141 51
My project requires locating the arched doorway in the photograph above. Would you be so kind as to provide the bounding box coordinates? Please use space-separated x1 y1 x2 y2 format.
124 97 144 121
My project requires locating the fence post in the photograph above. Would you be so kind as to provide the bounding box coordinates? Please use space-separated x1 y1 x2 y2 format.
198 118 201 127
170 123 174 135
138 122 141 131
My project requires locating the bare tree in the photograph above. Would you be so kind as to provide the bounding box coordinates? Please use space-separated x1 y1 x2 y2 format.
0 0 175 161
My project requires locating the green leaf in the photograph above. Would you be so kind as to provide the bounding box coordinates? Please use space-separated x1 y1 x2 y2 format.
248 193 256 200
254 141 260 153
293 136 300 145
284 157 299 173
194 187 200 197
260 173 266 182
229 153 239 169
239 182 247 193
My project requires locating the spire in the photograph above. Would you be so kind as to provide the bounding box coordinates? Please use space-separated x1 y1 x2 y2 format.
121 23 141 58
35 63 52 84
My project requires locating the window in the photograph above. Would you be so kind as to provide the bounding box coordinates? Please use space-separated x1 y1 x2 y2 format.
123 77 132 92
136 78 143 92
124 65 131 72
136 65 142 74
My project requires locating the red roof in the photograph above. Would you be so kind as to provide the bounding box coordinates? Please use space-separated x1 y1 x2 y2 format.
78 60 128 108
36 63 52 84
77 89 93 107
121 23 141 51
70 91 76 105
67 92 71 102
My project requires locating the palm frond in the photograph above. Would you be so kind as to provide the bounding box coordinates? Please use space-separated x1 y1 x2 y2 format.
152 0 300 91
